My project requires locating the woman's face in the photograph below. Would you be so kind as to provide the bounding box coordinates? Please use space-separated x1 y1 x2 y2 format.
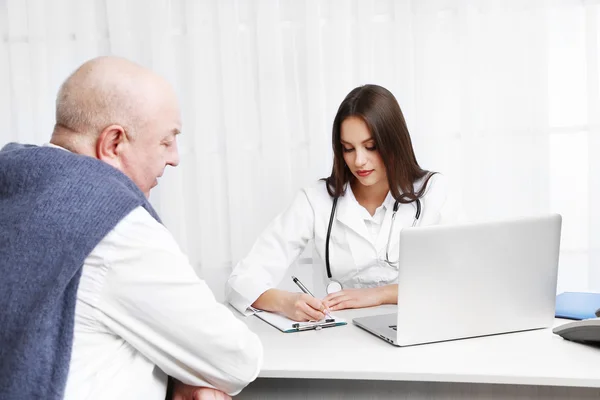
340 116 387 191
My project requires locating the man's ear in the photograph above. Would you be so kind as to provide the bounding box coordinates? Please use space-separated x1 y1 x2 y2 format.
96 124 127 167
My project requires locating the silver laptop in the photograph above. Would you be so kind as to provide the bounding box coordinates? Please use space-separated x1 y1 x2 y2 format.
353 214 562 346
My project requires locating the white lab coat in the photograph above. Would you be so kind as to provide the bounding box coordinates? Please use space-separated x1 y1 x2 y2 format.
226 174 453 315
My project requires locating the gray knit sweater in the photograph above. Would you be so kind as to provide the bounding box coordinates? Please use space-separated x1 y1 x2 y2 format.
0 143 160 399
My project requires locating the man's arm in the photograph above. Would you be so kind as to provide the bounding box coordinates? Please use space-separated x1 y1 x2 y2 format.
95 207 263 396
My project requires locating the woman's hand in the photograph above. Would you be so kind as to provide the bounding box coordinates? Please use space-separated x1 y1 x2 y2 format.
322 285 397 311
253 289 328 322
279 291 328 321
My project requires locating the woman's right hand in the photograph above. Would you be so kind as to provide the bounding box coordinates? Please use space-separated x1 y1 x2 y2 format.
279 291 328 322
252 289 328 322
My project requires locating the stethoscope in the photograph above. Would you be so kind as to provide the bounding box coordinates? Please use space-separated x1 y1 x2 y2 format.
324 197 422 294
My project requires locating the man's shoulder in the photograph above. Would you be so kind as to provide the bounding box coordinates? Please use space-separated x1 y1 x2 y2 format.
1 143 159 248
0 142 37 152
107 206 177 252
2 142 155 218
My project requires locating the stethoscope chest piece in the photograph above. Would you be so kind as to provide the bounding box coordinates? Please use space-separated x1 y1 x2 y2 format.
326 280 343 294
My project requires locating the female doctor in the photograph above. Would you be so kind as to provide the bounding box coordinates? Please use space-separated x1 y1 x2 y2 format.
226 84 451 322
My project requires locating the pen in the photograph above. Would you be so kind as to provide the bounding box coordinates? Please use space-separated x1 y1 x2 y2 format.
292 275 315 297
291 275 331 318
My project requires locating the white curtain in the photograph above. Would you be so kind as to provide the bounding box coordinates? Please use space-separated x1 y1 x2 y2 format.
1 0 599 294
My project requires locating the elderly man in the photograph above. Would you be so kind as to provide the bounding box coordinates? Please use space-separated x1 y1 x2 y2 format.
0 57 262 400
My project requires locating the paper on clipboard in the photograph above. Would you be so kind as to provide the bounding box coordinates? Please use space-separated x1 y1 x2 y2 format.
251 308 347 333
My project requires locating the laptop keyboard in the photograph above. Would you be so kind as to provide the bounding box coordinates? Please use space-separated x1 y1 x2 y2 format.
389 325 397 331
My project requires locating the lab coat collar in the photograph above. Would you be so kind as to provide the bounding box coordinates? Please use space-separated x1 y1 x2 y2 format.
334 184 391 244
335 185 401 248
381 190 396 212
334 186 370 243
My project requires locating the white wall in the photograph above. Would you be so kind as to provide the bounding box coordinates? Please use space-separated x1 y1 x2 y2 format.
1 0 599 294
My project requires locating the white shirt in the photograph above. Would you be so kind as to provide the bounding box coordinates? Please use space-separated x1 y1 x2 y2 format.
345 185 390 241
50 146 262 399
227 174 456 315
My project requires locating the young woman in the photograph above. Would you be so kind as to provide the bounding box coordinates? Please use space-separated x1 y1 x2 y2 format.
226 84 452 322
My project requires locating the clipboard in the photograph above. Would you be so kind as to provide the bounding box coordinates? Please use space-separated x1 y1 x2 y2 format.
251 308 347 333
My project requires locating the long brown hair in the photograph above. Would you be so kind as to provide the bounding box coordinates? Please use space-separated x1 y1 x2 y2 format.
324 84 435 203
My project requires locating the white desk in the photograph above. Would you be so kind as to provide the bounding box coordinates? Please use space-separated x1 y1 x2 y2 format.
237 305 600 399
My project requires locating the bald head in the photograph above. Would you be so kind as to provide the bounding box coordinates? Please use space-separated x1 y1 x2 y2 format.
52 56 179 149
50 56 182 197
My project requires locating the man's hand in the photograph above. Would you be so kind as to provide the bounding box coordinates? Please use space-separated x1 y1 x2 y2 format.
171 379 231 400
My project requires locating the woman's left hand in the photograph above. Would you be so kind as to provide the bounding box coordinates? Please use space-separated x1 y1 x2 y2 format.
322 287 383 311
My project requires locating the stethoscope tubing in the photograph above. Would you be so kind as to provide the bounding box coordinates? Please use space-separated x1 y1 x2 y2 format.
325 197 421 280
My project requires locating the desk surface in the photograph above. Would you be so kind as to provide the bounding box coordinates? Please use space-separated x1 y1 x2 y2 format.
240 305 600 388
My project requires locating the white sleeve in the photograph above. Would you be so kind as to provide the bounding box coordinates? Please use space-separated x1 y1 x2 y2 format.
95 207 263 396
226 189 316 315
420 173 466 226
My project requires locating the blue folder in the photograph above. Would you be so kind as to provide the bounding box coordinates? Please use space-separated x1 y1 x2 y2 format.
555 292 600 320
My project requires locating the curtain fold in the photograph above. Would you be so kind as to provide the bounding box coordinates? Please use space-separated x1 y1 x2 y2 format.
1 0 598 292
